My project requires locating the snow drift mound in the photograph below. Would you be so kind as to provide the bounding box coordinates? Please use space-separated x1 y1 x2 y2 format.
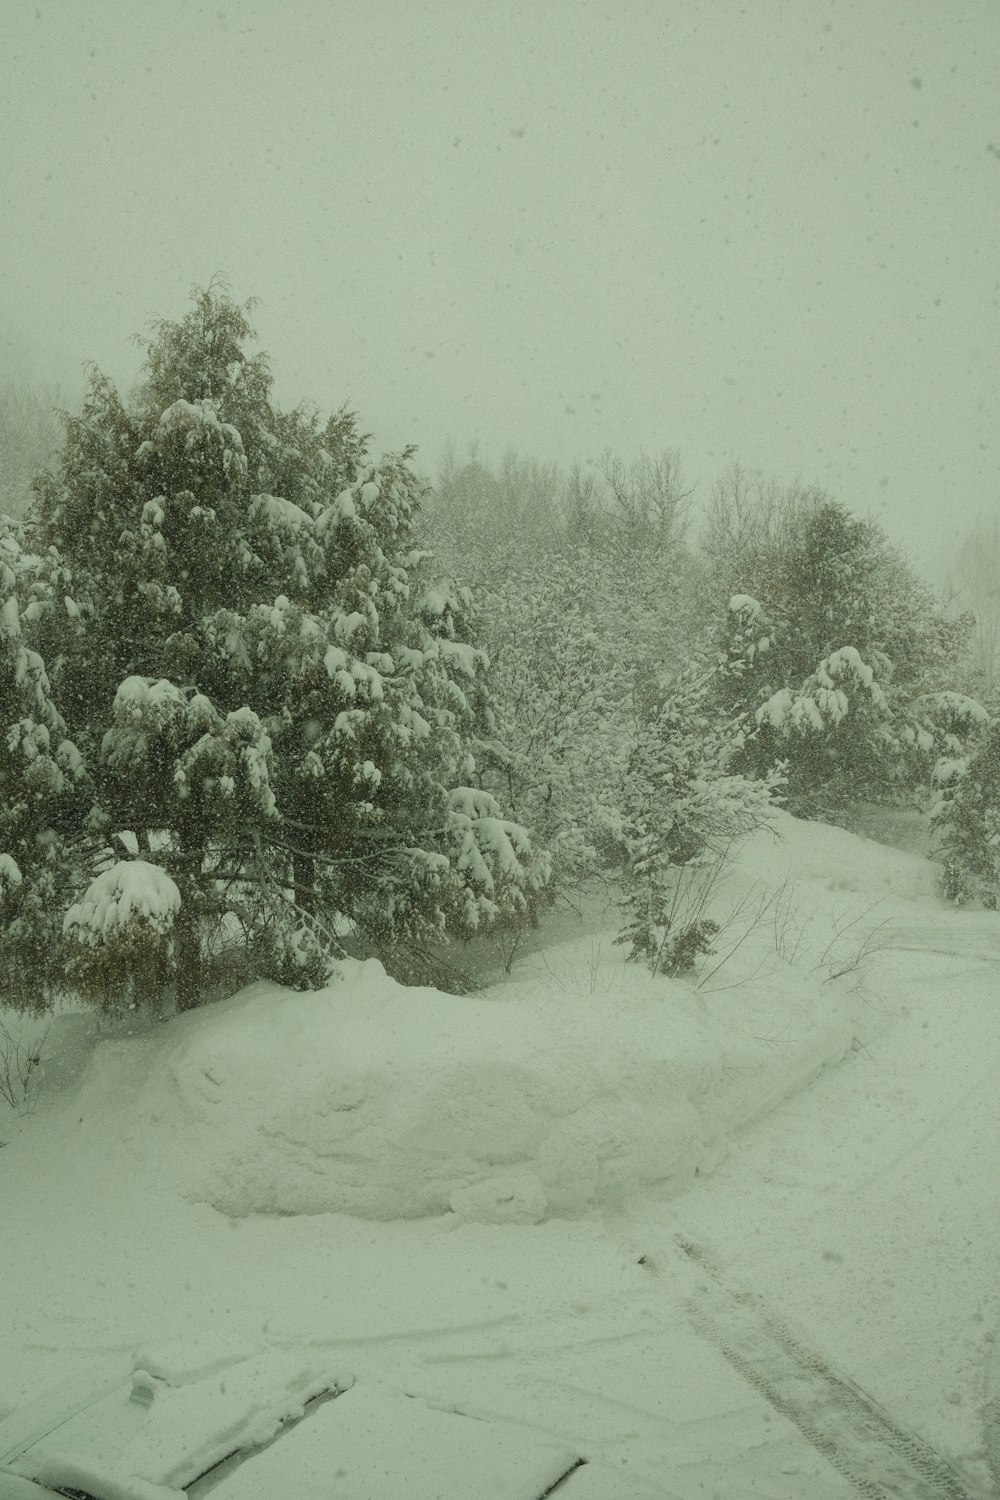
157 946 852 1224
750 808 940 903
166 962 701 1221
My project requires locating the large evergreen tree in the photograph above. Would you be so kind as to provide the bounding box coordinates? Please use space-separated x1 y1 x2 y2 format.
2 286 546 1012
712 495 964 813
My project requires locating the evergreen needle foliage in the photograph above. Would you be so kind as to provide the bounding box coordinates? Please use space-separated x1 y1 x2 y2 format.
708 482 967 815
616 665 783 978
0 286 547 1014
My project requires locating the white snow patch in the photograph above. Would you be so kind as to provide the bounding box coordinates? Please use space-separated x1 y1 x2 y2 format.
916 691 990 725
113 677 185 725
249 494 313 534
932 756 967 785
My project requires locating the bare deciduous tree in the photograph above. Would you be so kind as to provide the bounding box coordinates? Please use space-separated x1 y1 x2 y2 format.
698 462 825 602
0 381 65 519
599 447 691 571
428 444 564 582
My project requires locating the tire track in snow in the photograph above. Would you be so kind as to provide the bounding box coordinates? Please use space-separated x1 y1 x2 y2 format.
985 1404 1000 1500
881 924 1000 962
672 1236 988 1500
983 1337 1000 1497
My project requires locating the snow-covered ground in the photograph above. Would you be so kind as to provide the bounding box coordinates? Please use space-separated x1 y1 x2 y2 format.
1 811 998 1497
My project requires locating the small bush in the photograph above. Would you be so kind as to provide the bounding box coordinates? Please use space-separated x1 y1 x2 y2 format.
616 666 782 978
626 911 721 978
0 1015 48 1114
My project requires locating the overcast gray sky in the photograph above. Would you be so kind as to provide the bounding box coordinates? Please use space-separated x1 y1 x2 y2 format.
2 0 997 580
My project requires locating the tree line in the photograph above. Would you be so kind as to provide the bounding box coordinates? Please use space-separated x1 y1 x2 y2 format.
0 286 996 1017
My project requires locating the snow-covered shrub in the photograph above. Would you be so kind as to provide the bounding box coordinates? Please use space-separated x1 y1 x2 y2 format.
618 858 721 979
930 714 1000 907
616 666 783 977
63 860 181 1013
245 905 340 993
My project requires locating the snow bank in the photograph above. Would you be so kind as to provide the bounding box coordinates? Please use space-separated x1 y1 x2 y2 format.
749 808 940 903
145 923 854 1223
28 812 937 1231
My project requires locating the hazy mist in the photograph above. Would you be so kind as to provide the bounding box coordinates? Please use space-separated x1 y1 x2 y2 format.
2 0 998 580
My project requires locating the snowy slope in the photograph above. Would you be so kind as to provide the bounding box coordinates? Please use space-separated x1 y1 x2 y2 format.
1 811 996 1496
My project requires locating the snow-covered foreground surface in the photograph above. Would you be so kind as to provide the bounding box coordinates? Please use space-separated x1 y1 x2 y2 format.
1 811 998 1497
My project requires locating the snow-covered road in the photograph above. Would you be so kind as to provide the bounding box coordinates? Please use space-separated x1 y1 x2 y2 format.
623 930 1000 1490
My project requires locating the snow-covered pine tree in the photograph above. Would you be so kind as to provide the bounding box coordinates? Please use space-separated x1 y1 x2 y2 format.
925 699 1000 906
15 285 547 1012
715 498 963 814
